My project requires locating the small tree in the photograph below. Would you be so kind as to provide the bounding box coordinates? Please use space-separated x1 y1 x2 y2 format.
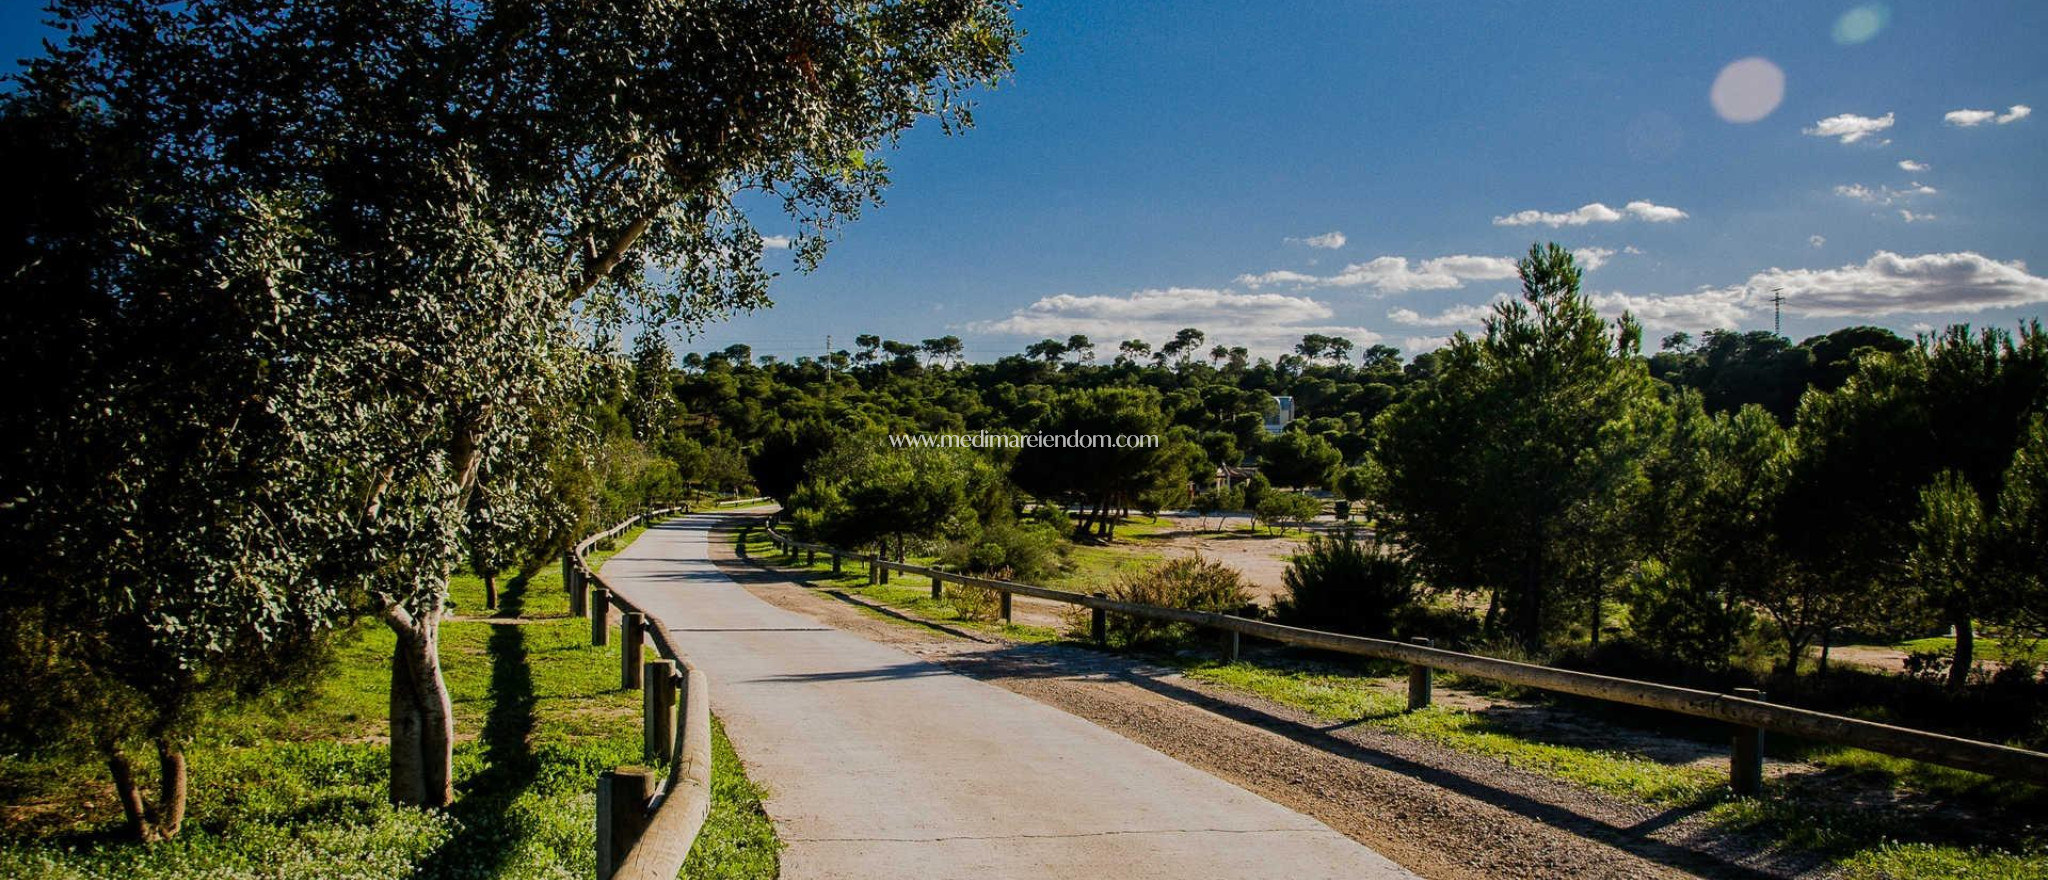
1260 430 1343 490
1281 526 1415 636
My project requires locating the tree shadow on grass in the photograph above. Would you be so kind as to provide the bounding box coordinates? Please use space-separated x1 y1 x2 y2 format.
414 563 542 880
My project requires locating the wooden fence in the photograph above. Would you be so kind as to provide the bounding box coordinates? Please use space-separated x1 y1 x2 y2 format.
760 521 2048 794
566 507 714 880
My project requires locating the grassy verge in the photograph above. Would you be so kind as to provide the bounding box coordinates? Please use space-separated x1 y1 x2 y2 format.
0 518 780 880
1180 656 2043 879
736 528 1062 643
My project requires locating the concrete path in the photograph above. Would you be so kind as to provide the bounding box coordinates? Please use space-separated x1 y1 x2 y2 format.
602 514 1417 880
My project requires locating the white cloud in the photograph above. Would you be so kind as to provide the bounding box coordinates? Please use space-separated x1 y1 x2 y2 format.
1493 202 1623 227
1493 201 1685 227
1946 108 1997 127
1574 247 1617 271
1624 200 1690 222
1371 251 2048 337
1288 231 1347 250
1833 182 1937 206
1899 209 1935 223
1623 245 1646 255
1388 298 1506 328
1238 254 1519 293
1325 255 1520 292
1589 288 1753 331
1899 159 1929 172
1233 270 1320 287
1403 335 1454 353
1810 235 1827 248
968 287 1379 353
762 235 794 249
1754 251 2048 317
1803 111 1895 143
1946 105 2031 127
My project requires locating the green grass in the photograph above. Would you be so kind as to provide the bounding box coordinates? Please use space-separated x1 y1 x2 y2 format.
0 517 780 880
1894 636 2040 664
736 528 1062 643
1180 657 2043 877
1183 660 1723 805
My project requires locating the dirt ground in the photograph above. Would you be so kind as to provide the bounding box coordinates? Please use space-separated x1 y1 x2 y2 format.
1116 512 1327 606
712 517 1840 880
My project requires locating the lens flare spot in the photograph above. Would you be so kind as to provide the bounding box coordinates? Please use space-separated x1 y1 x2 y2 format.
1833 4 1890 45
1710 57 1785 124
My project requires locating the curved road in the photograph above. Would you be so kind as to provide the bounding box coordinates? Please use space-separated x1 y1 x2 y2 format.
603 514 1416 879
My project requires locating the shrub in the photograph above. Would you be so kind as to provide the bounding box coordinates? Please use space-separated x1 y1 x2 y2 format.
1254 491 1321 533
1241 472 1272 512
1278 525 1415 637
1098 556 1252 647
1622 560 1750 673
942 520 1066 582
1190 485 1243 530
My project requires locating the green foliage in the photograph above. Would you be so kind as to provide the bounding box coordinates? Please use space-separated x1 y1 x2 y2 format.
1102 557 1252 647
1253 491 1322 533
1334 463 1380 503
1240 472 1273 513
788 444 989 558
943 520 1068 582
1259 430 1342 489
1279 525 1415 637
1376 243 1666 650
1012 387 1182 538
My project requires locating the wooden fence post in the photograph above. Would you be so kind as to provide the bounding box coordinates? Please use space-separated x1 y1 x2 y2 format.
562 551 573 596
590 588 610 646
569 564 586 617
1407 637 1434 711
868 557 881 586
880 558 891 585
930 571 945 601
999 590 1013 624
596 767 655 880
621 612 644 690
1091 593 1108 644
644 661 676 763
1226 630 1241 662
807 547 816 565
1731 687 1767 796
832 553 842 575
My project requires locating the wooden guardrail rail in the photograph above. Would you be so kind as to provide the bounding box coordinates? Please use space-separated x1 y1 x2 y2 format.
760 521 2048 795
566 507 715 880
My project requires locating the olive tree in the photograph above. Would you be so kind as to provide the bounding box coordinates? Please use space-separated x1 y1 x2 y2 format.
0 96 353 840
29 0 1016 808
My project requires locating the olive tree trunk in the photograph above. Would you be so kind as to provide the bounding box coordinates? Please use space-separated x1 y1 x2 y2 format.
103 737 188 842
385 599 454 808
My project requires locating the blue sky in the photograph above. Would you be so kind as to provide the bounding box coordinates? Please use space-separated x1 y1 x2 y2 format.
8 1 2045 360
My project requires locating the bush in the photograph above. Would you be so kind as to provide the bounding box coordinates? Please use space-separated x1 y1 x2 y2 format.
1254 490 1321 533
1190 485 1243 530
1098 556 1252 647
1278 525 1415 637
942 520 1066 582
1622 560 1750 674
1241 472 1272 512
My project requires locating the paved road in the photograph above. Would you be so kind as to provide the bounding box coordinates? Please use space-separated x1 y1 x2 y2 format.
602 514 1417 880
